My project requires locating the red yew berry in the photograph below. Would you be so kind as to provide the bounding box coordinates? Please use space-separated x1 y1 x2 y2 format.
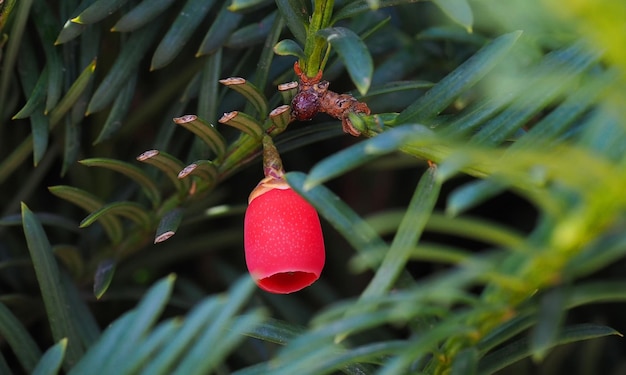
244 181 325 293
243 135 325 294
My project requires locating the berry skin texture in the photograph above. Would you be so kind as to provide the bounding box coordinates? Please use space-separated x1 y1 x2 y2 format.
244 186 325 294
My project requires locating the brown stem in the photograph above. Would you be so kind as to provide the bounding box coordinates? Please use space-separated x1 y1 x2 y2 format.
262 135 285 180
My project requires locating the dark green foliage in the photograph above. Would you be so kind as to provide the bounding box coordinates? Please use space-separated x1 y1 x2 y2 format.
1 0 626 374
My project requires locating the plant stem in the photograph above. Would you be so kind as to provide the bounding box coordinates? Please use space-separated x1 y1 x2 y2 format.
302 0 334 77
262 135 285 180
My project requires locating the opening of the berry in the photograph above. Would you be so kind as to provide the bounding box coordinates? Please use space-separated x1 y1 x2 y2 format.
256 271 318 294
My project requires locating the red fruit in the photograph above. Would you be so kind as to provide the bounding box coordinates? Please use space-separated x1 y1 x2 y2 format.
244 185 325 294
